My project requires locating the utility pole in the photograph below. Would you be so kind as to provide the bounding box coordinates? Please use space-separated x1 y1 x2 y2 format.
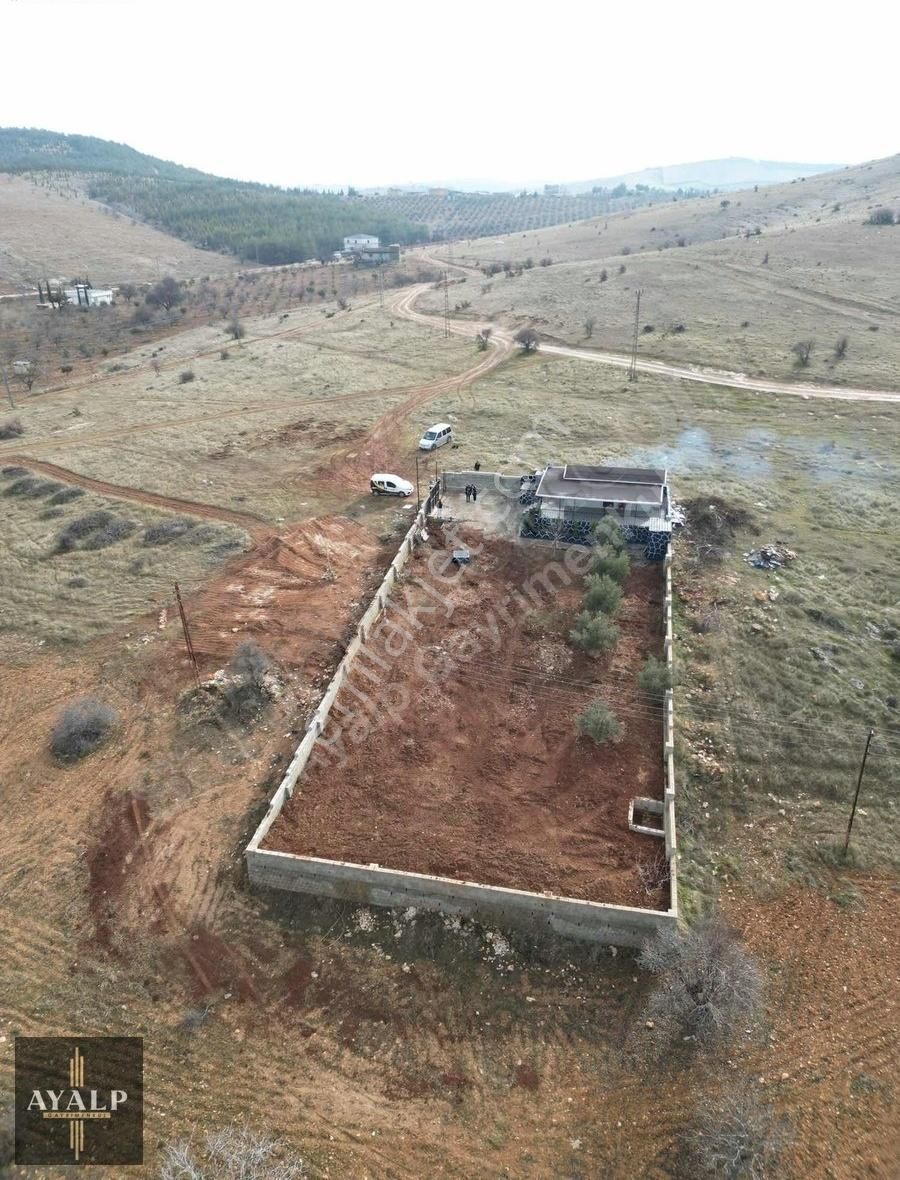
0 361 15 410
378 267 384 308
174 582 201 689
843 728 875 856
443 270 451 339
628 288 642 381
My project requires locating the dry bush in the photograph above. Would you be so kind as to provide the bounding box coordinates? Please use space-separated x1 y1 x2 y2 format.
223 640 272 721
639 914 762 1048
790 339 814 367
50 698 117 761
179 369 196 384
680 1089 788 1179
143 517 196 546
0 418 24 440
159 1126 307 1180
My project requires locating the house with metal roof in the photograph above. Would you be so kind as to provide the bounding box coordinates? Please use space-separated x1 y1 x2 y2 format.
525 463 673 558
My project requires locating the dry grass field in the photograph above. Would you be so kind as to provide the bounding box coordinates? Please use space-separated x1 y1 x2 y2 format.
0 162 898 1178
0 173 234 292
417 155 900 388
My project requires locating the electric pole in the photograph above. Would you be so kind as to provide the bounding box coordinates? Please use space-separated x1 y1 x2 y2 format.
0 361 15 410
628 288 642 382
443 271 451 339
843 728 875 856
378 267 384 308
174 582 201 689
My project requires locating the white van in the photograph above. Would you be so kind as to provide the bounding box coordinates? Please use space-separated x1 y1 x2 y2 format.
370 473 414 497
419 422 453 451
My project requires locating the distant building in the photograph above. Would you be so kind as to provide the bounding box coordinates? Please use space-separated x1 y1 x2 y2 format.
351 243 401 266
543 184 564 196
62 283 114 307
428 187 449 198
343 233 379 252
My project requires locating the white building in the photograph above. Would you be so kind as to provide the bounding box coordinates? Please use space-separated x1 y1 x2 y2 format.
343 233 379 251
63 284 114 307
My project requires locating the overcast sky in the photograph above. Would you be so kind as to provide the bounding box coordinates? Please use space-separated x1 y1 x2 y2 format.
1 0 896 188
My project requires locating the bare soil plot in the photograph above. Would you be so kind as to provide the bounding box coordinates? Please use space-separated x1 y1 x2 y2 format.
266 528 666 909
0 173 233 292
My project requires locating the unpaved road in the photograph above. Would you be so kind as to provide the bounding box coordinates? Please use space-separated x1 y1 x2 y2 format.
416 251 900 404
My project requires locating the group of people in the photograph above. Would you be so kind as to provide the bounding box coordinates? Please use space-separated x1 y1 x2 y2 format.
464 484 479 503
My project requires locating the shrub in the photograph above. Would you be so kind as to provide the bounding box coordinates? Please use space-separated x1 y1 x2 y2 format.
569 610 619 652
593 516 625 550
576 700 620 745
514 327 539 353
81 518 136 550
791 339 814 367
682 1089 788 1179
4 477 61 498
865 206 895 226
50 698 117 761
160 1126 308 1180
599 268 608 282
223 640 272 721
48 486 85 506
583 573 622 615
226 319 245 340
833 335 848 360
639 914 762 1048
229 639 269 686
55 509 114 552
591 547 630 583
143 517 196 546
638 654 673 698
0 418 24 440
1 465 28 478
178 369 195 384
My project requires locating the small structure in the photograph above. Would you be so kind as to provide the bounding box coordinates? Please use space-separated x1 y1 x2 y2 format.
525 463 673 558
543 183 564 196
343 233 379 252
351 243 401 266
63 284 113 307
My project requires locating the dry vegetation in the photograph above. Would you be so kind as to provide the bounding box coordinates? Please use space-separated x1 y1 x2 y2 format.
0 157 897 1179
417 154 900 388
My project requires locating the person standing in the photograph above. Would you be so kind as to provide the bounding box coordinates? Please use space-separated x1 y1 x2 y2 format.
465 484 472 503
472 484 478 502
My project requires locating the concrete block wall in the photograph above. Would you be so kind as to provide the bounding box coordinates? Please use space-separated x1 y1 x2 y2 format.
663 552 678 910
441 470 522 495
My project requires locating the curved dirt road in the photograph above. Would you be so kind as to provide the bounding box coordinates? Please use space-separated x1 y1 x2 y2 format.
412 253 900 405
5 456 272 540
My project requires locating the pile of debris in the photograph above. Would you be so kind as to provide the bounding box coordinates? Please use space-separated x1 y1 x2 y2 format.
744 543 797 570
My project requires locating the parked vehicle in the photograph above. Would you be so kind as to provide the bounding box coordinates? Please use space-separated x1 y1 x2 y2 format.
418 422 453 451
370 473 414 497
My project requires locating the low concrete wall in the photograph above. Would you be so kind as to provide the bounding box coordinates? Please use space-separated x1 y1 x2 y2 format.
246 849 676 947
663 552 678 910
442 469 522 494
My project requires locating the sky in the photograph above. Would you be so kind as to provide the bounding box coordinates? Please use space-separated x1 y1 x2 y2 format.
1 0 897 189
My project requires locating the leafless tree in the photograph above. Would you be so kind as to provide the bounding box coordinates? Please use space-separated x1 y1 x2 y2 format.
639 913 762 1047
584 316 596 338
226 319 245 340
159 1127 307 1180
790 339 814 368
682 1089 788 1179
475 327 493 351
833 335 848 360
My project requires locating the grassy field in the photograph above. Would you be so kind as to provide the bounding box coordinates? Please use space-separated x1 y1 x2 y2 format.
0 465 249 646
1 301 473 521
0 172 234 292
411 352 900 892
417 155 900 388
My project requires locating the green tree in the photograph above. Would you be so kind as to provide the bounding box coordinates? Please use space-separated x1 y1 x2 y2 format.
591 546 630 583
593 516 624 551
576 699 620 745
583 574 622 615
569 610 619 652
638 654 673 698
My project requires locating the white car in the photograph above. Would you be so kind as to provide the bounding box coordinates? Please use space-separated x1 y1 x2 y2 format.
370 473 414 497
419 422 453 451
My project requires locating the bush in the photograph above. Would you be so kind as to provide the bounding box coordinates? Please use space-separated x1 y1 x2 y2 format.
4 477 62 498
865 206 895 226
48 486 85 505
0 418 24 440
576 699 620 745
593 516 625 551
50 698 117 761
591 546 630 582
639 914 762 1048
143 517 196 546
638 654 674 698
81 518 136 550
514 327 539 353
569 610 619 652
582 573 622 615
226 319 245 340
791 339 814 367
178 369 196 384
229 639 270 686
1 465 28 478
222 640 272 721
682 1089 788 1179
160 1126 308 1180
55 509 114 552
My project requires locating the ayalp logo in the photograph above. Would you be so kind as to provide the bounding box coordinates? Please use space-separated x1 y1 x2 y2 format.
15 1037 143 1165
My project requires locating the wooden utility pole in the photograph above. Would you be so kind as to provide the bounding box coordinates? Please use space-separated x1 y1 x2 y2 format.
843 728 875 855
628 288 642 381
0 361 15 410
174 582 201 689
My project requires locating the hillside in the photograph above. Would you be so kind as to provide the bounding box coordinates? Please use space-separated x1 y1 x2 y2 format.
566 156 840 194
418 154 900 387
0 173 234 293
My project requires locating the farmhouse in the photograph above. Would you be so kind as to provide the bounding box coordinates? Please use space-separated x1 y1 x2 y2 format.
63 283 114 307
526 463 673 557
343 233 379 251
351 243 401 266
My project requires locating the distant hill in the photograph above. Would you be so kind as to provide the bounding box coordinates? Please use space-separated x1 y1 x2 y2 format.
566 157 842 194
